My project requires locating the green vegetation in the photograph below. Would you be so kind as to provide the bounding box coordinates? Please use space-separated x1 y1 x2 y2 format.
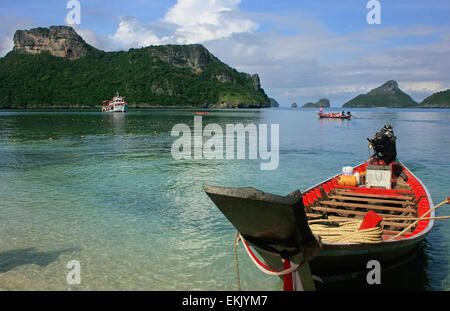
269 98 279 107
343 81 418 108
420 90 450 108
343 93 418 108
0 45 270 109
302 98 330 108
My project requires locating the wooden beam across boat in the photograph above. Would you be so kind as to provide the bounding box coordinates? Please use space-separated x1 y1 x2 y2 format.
334 185 415 195
381 221 414 229
333 190 415 201
319 200 417 214
308 210 414 229
382 229 407 235
327 195 416 206
311 205 413 219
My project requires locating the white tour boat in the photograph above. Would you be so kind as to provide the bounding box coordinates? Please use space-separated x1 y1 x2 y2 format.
102 92 128 112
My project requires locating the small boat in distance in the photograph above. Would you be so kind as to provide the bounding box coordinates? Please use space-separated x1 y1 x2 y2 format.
291 103 298 108
102 92 128 112
317 111 351 119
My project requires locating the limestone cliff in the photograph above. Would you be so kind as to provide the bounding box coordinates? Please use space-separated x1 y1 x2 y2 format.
13 26 94 60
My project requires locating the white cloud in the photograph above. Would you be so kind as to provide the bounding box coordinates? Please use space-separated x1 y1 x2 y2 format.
0 18 33 57
0 33 14 57
164 0 257 44
402 81 450 95
110 0 257 49
111 16 163 49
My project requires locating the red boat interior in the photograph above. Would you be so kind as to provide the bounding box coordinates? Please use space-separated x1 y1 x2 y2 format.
303 162 431 241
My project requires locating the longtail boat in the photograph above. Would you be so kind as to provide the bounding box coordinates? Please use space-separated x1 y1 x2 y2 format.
317 112 351 119
204 125 436 289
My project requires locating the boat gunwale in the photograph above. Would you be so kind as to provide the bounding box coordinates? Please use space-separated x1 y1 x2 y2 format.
304 161 434 248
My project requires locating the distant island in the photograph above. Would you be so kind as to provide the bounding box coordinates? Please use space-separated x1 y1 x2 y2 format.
343 80 417 108
0 26 271 109
420 90 450 108
291 103 298 108
302 98 330 108
343 80 450 108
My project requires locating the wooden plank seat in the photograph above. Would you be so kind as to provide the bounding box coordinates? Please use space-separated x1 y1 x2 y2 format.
318 200 416 214
311 206 407 219
334 185 415 196
332 190 415 202
327 194 416 206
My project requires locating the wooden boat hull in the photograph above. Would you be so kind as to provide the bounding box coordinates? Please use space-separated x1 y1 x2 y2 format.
204 161 434 281
310 234 426 275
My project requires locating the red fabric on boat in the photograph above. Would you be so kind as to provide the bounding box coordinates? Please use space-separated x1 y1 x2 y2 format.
359 211 383 230
283 259 294 291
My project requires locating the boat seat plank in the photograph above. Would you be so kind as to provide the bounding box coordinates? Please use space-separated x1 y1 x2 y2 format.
334 185 415 195
306 210 413 229
381 221 414 229
382 229 406 235
312 206 398 218
333 190 414 201
319 200 416 213
328 195 416 206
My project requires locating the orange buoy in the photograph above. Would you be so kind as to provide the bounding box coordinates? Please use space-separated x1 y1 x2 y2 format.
338 175 357 187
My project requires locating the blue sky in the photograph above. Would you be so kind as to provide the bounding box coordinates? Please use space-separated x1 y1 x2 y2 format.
1 0 449 106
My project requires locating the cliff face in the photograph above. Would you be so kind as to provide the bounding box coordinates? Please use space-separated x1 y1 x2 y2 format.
13 26 93 60
343 80 418 108
2 26 271 109
146 44 216 73
142 44 264 89
367 80 398 96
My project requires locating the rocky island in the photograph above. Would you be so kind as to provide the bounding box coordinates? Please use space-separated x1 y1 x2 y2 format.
0 26 271 109
302 98 330 108
420 90 450 108
343 80 418 108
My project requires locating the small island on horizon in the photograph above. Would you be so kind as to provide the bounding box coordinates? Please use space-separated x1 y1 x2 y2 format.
343 80 449 108
302 98 330 108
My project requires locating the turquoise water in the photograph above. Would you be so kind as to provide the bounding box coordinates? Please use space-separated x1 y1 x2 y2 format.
0 108 449 290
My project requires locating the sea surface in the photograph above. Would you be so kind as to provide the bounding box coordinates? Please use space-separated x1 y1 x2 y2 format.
0 108 449 290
